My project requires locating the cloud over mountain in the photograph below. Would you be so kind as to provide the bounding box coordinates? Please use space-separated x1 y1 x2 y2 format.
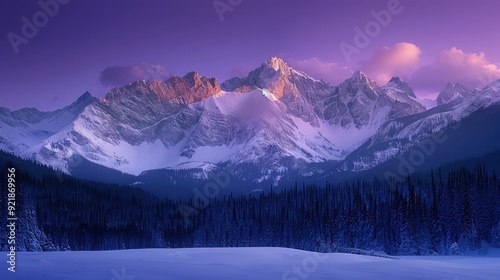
359 42 421 85
411 47 500 91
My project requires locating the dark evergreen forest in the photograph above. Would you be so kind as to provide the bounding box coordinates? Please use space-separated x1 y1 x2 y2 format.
1 151 500 255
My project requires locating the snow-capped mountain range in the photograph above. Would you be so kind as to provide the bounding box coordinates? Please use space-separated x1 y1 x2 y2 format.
1 57 500 180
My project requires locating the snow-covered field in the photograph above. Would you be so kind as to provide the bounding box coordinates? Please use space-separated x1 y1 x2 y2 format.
2 247 500 280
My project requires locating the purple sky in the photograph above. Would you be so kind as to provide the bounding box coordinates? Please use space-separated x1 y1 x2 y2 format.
1 0 500 110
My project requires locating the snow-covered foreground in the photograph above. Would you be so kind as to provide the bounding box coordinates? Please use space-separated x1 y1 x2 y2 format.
3 247 500 280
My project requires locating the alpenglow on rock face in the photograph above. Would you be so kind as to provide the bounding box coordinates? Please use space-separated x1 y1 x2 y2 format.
2 57 498 180
223 58 426 128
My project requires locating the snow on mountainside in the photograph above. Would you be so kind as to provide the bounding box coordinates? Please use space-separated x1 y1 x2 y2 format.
382 77 427 114
6 57 498 180
222 56 334 125
330 72 426 128
26 88 349 175
0 92 96 154
342 79 500 171
436 82 476 105
223 58 426 129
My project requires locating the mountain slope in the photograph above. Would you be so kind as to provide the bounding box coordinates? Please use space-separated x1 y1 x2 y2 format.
340 79 500 172
0 92 96 154
436 82 476 105
7 58 498 183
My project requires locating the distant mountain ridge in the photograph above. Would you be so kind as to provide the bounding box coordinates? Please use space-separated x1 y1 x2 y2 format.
1 57 500 184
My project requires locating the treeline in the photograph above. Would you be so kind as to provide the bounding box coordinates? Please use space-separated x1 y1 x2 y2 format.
0 151 192 251
1 150 500 255
192 167 500 255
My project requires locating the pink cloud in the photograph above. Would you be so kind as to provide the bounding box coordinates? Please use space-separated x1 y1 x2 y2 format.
410 47 500 92
286 57 353 85
359 42 421 84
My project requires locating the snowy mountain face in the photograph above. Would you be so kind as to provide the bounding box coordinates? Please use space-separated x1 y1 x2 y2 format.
436 82 476 105
0 92 96 154
222 57 333 125
382 77 427 116
481 79 500 97
341 80 500 172
222 58 425 129
330 73 426 128
25 74 343 175
1 57 498 182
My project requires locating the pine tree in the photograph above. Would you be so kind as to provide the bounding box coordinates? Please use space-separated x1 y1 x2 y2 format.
449 242 462 256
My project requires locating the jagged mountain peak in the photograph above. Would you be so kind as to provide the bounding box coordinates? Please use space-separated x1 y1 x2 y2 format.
483 79 500 89
0 91 97 126
105 72 221 104
3 56 500 183
384 76 416 98
436 82 474 105
260 57 326 85
263 56 290 72
387 76 405 85
220 56 323 98
183 71 200 80
344 71 379 87
350 71 379 85
442 82 476 94
339 70 380 94
2 96 92 117
75 91 96 104
351 70 368 80
478 79 500 98
79 91 93 99
254 56 295 80
182 71 219 88
63 91 97 114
